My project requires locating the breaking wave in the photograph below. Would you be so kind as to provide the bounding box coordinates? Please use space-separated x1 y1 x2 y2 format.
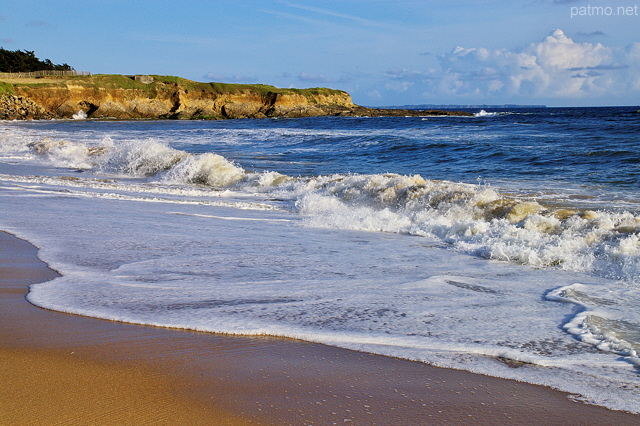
72 110 88 120
23 136 640 285
474 109 499 117
162 152 246 187
95 137 187 177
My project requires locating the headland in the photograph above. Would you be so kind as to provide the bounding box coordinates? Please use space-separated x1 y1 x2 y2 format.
0 74 472 120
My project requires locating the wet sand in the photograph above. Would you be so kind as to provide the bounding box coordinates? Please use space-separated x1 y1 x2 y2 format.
1 231 639 424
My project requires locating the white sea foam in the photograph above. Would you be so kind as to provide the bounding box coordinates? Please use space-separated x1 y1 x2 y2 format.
29 138 95 169
94 137 186 177
547 283 640 365
72 110 88 120
474 109 499 117
288 174 640 282
0 130 33 157
2 121 640 413
7 177 639 412
161 152 246 187
6 132 640 282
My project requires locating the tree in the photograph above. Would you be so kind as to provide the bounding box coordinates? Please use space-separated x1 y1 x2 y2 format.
0 48 74 72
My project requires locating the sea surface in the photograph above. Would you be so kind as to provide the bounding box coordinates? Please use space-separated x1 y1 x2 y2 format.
1 107 640 412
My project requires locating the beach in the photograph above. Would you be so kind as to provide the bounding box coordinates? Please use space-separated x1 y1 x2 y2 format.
2 230 639 424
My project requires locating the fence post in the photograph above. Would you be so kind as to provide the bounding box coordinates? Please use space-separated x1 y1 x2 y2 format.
0 70 92 79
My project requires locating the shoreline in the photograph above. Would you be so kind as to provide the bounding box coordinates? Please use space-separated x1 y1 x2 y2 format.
2 231 639 424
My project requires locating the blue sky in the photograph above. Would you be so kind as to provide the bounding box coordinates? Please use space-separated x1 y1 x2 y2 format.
1 0 639 106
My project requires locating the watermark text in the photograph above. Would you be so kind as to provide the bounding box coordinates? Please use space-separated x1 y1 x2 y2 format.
571 4 639 18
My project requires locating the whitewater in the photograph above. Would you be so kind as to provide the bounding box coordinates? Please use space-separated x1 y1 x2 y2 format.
1 107 639 413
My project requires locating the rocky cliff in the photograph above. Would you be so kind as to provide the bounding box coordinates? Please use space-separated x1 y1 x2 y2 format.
0 74 471 120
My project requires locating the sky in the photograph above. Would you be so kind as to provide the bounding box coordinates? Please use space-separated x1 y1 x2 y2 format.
1 0 639 106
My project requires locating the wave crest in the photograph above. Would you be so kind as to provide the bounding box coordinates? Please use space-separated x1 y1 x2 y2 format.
162 153 246 187
30 138 94 169
96 138 186 177
17 134 640 281
474 110 499 117
293 173 640 281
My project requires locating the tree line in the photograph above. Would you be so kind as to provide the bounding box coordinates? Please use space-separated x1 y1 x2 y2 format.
0 48 73 73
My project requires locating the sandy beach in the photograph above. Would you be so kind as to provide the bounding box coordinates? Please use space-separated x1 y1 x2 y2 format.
1 230 639 425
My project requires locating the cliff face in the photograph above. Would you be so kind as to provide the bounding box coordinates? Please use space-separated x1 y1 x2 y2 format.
0 74 472 120
0 75 354 120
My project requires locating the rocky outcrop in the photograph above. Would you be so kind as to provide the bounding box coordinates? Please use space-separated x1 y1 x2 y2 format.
0 75 472 120
0 95 53 120
323 105 473 117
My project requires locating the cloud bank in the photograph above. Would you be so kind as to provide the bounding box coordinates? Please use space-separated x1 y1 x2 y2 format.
204 72 258 84
381 29 640 105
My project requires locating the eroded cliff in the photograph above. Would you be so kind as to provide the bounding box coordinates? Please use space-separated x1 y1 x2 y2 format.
0 75 355 120
0 74 472 120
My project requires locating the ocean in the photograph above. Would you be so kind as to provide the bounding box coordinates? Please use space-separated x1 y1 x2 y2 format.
1 107 639 412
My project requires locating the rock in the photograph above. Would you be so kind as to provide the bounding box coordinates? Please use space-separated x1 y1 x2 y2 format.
0 95 53 120
221 102 262 119
134 75 154 84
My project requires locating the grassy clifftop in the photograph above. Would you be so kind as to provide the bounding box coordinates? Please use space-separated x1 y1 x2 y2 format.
0 74 356 120
0 74 471 120
0 74 347 101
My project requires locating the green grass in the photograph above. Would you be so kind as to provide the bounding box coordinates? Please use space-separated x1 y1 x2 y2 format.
1 73 349 101
191 114 225 120
0 82 15 95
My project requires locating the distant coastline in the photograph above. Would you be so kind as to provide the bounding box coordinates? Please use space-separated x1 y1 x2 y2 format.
379 104 548 110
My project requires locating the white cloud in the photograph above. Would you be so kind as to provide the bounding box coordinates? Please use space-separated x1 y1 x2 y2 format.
382 29 640 103
204 72 258 83
576 31 606 38
439 29 640 100
383 68 438 92
283 3 383 28
297 72 333 83
385 68 434 81
297 72 350 84
367 90 383 100
534 29 610 71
